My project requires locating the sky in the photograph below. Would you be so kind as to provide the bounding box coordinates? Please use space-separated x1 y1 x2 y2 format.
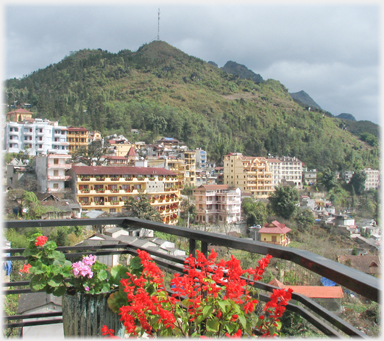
2 1 382 125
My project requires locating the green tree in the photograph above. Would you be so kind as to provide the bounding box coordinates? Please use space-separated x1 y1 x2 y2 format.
268 186 299 220
349 171 367 195
328 186 349 209
241 199 268 227
71 140 111 166
124 194 162 222
321 169 338 191
294 209 315 231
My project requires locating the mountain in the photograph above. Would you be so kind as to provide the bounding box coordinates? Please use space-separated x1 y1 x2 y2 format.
289 90 322 110
4 41 379 171
220 61 264 83
336 113 356 121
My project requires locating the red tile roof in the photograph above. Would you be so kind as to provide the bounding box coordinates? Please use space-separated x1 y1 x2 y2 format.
269 279 344 299
258 220 291 234
71 165 176 176
103 155 127 160
67 126 88 132
337 255 380 275
127 147 137 156
7 108 33 114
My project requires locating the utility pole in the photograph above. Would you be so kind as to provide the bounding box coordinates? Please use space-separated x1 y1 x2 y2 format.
157 8 160 41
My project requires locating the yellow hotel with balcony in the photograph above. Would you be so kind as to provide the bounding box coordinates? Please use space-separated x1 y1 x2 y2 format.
69 165 183 225
223 153 274 198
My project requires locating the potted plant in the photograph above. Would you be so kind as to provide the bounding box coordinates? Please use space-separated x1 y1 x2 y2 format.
103 250 293 337
21 233 140 337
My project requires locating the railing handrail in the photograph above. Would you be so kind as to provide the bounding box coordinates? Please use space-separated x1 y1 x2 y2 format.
3 217 377 337
3 217 379 303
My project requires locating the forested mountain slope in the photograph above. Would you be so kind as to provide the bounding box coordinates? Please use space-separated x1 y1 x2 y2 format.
4 41 379 170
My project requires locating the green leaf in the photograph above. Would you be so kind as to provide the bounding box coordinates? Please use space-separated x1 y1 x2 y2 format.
48 275 63 287
129 256 143 270
217 299 230 313
225 322 237 335
52 286 66 297
30 275 47 291
202 305 214 319
101 282 111 292
97 269 108 281
238 314 247 329
206 318 220 332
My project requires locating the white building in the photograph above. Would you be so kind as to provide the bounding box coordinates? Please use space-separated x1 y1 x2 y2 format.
34 154 72 193
303 168 317 185
341 170 354 184
195 148 207 169
363 168 380 191
4 118 69 156
193 184 242 224
267 156 303 189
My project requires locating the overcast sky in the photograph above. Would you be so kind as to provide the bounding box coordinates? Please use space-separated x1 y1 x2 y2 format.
2 1 381 125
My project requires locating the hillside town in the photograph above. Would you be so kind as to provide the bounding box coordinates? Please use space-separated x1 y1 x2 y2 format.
3 109 381 337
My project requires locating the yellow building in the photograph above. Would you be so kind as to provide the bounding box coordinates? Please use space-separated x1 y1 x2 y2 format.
70 165 183 225
258 221 291 246
223 153 274 198
6 108 33 122
67 127 89 153
184 150 196 187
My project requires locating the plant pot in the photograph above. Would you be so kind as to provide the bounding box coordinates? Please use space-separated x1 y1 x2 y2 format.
62 292 125 338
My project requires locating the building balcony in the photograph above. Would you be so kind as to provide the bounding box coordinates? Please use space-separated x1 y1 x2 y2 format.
48 163 72 169
3 218 379 338
47 175 72 181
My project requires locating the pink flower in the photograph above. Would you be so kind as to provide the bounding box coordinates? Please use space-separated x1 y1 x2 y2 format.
72 261 93 278
83 255 96 266
85 286 90 291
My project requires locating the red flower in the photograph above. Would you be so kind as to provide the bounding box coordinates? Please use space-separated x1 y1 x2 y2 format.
35 236 48 247
20 264 31 273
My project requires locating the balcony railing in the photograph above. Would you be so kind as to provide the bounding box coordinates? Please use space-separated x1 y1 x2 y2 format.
3 217 379 338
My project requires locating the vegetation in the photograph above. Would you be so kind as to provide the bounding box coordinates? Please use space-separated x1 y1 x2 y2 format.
4 41 379 170
123 194 162 222
268 186 299 220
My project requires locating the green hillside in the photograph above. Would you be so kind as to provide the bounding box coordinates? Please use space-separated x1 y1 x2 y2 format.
4 41 379 171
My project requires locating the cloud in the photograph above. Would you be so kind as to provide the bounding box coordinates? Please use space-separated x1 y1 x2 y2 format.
4 3 380 124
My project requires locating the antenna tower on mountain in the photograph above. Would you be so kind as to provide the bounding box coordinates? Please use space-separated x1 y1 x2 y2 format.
157 8 160 41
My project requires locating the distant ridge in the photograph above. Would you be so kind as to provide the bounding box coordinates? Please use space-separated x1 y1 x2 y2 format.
290 90 321 110
220 61 263 83
336 113 356 121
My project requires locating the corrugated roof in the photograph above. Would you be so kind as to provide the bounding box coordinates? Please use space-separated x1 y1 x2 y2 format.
71 165 176 176
268 279 344 299
258 220 291 234
194 184 231 191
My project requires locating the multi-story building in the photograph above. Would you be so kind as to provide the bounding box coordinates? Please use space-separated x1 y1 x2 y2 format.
303 168 318 186
267 158 282 188
184 150 196 187
223 153 274 198
34 154 72 193
69 165 183 225
4 118 68 156
67 126 88 153
195 148 207 170
193 185 241 224
267 156 303 189
363 168 380 191
341 170 354 184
